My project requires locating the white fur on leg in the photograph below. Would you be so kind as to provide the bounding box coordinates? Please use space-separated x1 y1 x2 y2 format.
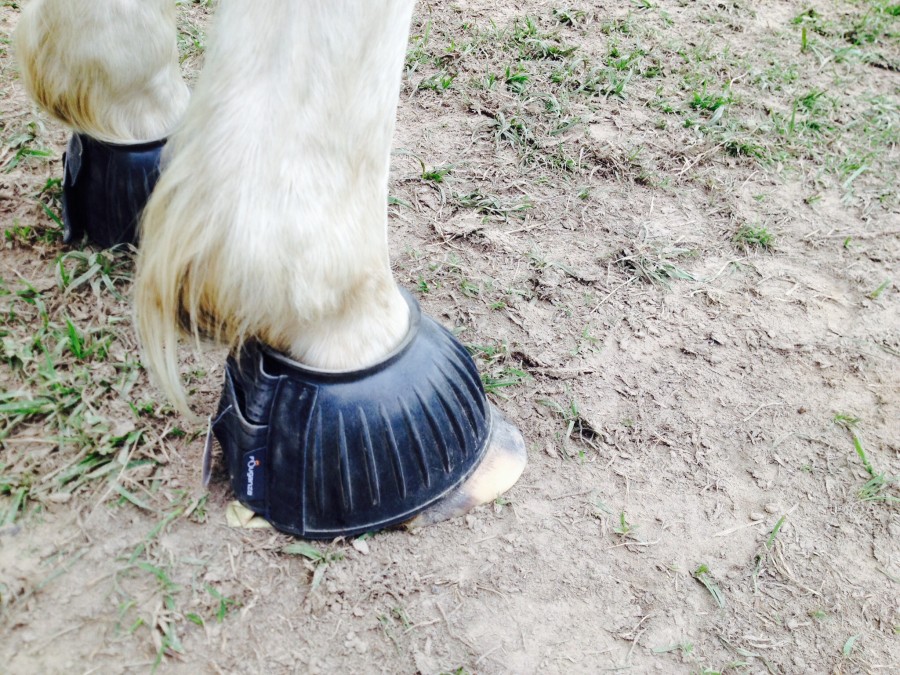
15 0 189 143
135 1 416 412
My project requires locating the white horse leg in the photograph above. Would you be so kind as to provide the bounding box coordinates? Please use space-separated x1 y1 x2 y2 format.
133 0 527 527
135 1 414 411
15 0 188 143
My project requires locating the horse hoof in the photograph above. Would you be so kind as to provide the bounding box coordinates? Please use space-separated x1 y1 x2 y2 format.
61 133 165 247
212 289 527 539
402 404 527 529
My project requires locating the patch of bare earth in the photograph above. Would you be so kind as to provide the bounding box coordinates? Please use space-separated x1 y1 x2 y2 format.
1 1 897 673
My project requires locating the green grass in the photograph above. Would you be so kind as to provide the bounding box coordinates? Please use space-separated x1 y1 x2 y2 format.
693 564 726 608
652 642 694 656
39 487 224 670
765 515 787 549
834 414 899 504
752 513 791 591
0 266 175 530
4 178 64 245
176 6 209 65
453 190 533 219
868 279 891 300
57 248 134 298
504 65 530 93
618 245 697 286
481 366 529 395
842 634 861 658
733 225 774 251
1 484 29 526
421 165 453 183
398 4 899 204
283 541 345 594
538 396 600 455
793 1 900 55
689 85 732 112
507 16 577 60
2 124 53 172
465 342 531 395
552 8 587 27
418 71 456 92
613 511 634 537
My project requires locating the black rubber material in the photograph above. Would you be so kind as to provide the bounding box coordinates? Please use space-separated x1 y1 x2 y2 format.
212 290 493 539
61 133 165 247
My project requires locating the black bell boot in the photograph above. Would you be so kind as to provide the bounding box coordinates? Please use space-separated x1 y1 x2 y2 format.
211 290 523 539
61 133 165 247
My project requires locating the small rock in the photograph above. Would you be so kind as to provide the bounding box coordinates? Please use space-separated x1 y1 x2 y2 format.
750 511 766 521
351 538 370 555
343 632 368 654
414 651 439 673
764 503 780 514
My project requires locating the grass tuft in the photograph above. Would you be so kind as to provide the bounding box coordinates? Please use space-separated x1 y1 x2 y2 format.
834 414 899 504
693 564 726 608
733 225 774 251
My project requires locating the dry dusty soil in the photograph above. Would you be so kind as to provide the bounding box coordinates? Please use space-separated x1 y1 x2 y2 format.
1 1 898 673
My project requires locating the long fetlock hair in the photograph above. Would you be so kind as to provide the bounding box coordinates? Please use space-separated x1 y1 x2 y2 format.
134 1 416 414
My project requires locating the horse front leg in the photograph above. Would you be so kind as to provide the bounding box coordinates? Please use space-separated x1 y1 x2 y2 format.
134 0 415 410
134 0 526 535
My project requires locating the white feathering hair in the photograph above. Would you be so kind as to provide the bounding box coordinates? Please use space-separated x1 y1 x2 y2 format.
134 1 416 414
15 0 189 143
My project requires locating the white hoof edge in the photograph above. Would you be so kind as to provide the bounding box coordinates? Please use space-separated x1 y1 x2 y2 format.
404 404 527 530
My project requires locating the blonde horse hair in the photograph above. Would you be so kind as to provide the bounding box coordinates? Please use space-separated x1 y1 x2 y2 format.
15 0 188 143
134 1 415 413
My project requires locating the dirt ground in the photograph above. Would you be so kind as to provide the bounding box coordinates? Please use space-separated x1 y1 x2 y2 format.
1 1 898 673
